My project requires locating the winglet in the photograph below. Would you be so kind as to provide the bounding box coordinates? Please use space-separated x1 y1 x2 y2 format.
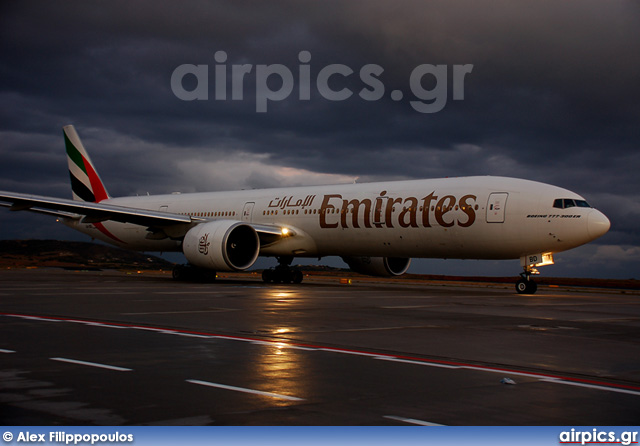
64 125 110 202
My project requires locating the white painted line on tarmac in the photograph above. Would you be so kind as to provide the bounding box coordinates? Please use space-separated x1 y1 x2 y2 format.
186 379 304 401
319 348 381 357
14 315 61 322
459 366 545 378
0 349 16 353
539 378 640 396
129 327 178 334
173 333 213 339
384 415 445 426
79 322 127 329
375 357 460 369
7 313 638 398
283 345 317 351
50 357 132 372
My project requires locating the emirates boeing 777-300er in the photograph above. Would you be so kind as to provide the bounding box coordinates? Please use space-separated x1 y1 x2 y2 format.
0 126 610 294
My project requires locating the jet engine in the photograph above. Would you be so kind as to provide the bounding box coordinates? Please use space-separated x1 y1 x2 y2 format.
342 256 411 277
182 220 260 271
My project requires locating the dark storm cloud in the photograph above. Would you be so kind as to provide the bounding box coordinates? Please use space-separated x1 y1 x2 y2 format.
1 0 639 277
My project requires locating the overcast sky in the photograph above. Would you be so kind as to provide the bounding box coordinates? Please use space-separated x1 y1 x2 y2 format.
1 0 639 279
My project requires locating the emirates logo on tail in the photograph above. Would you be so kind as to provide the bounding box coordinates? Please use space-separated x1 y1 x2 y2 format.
198 233 210 255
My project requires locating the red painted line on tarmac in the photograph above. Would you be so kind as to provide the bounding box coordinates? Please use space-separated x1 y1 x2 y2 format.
2 311 640 393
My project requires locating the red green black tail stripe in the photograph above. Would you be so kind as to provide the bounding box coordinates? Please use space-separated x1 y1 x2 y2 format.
63 126 109 203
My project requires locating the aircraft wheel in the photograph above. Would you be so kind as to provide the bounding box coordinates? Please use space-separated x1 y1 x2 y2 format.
528 280 538 294
283 270 295 284
262 269 274 283
516 278 537 294
173 265 188 281
262 267 303 284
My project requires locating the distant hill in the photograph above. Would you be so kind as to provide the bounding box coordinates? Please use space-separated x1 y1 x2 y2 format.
0 240 174 270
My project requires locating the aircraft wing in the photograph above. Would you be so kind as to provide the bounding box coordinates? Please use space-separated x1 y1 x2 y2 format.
0 204 81 219
0 191 286 242
0 191 198 227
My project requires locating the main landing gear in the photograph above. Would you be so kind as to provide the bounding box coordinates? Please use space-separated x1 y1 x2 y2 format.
262 256 303 284
515 266 538 294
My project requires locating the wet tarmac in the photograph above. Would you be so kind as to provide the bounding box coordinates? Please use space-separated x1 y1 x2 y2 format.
1 269 639 425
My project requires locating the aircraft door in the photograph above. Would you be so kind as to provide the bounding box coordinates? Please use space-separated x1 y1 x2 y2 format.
371 193 386 227
242 202 255 222
486 193 508 223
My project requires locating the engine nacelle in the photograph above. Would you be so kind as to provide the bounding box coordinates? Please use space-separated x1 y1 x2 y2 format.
342 256 411 277
183 220 260 271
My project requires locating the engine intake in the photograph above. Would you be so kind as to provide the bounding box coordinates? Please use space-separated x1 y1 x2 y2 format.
183 220 260 271
342 256 411 277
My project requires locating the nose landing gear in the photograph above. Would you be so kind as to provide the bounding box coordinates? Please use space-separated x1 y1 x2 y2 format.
516 266 539 294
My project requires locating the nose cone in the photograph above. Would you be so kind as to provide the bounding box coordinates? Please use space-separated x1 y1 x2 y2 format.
587 210 610 240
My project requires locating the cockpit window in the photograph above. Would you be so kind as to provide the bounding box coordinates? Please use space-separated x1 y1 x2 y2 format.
553 198 591 209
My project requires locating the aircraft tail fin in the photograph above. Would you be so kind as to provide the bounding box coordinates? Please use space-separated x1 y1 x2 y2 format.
63 125 110 202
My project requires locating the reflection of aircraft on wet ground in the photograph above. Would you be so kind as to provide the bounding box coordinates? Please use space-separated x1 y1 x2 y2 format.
0 125 610 294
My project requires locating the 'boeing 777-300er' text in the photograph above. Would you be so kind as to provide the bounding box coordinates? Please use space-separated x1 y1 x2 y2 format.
0 126 611 294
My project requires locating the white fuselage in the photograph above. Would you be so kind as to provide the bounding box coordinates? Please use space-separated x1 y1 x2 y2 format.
63 176 610 262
